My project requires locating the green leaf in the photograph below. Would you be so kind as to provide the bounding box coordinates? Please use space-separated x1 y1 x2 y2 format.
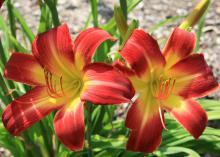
92 134 126 152
95 149 123 157
160 146 200 157
83 13 92 29
149 15 185 33
0 39 7 66
120 0 128 20
45 0 60 27
198 99 220 112
90 0 99 27
114 6 128 40
12 7 35 43
101 0 142 30
38 2 52 33
0 15 28 52
6 0 16 38
120 19 139 48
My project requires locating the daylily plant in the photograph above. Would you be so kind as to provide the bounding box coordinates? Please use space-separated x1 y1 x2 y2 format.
2 24 134 151
115 27 219 153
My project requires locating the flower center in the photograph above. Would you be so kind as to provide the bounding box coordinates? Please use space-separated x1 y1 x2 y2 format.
44 69 64 98
151 76 176 100
44 69 83 98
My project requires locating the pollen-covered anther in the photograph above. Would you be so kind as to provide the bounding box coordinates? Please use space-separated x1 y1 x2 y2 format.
156 77 176 100
44 69 65 98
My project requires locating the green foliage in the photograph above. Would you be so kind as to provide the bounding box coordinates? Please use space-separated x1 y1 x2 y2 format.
0 0 219 157
90 0 99 27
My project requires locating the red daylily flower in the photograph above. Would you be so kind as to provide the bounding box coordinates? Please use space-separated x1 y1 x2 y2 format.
115 27 219 153
2 24 134 151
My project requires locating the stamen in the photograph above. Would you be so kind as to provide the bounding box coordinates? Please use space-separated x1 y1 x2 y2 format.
155 77 176 100
60 76 65 95
158 106 168 130
44 68 65 98
49 72 56 94
46 88 59 98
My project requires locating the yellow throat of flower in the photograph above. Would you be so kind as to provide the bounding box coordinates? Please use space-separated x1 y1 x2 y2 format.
44 69 83 99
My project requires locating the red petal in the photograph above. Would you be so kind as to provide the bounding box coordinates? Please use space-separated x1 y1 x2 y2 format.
163 27 196 67
74 28 115 64
120 29 165 77
81 63 134 104
166 99 207 139
113 60 135 76
54 98 84 151
0 0 4 8
32 24 74 76
168 54 219 99
2 87 63 135
126 100 163 153
4 53 45 86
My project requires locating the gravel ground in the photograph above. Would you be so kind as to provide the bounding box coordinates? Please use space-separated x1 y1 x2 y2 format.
1 0 219 99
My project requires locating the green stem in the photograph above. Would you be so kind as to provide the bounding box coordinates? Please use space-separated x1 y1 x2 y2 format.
22 132 39 157
90 0 98 27
120 0 127 20
87 104 93 157
39 121 54 157
6 0 16 38
0 73 12 103
179 0 210 30
45 0 60 27
6 0 19 52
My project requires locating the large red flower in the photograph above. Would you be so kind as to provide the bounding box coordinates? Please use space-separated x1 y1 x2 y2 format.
2 24 134 151
115 27 219 153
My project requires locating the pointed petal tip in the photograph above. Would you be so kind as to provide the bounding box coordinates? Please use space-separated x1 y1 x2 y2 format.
74 28 116 64
167 99 208 140
67 144 84 152
54 100 85 152
32 24 74 76
2 105 19 136
125 100 163 153
4 53 45 86
2 87 62 136
163 27 196 67
120 28 165 76
168 53 219 99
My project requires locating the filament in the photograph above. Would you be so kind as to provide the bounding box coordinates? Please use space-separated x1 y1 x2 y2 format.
44 69 65 98
158 106 168 130
155 77 176 100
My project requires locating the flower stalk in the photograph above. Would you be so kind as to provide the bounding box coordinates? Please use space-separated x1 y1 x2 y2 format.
179 0 210 30
86 103 94 157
